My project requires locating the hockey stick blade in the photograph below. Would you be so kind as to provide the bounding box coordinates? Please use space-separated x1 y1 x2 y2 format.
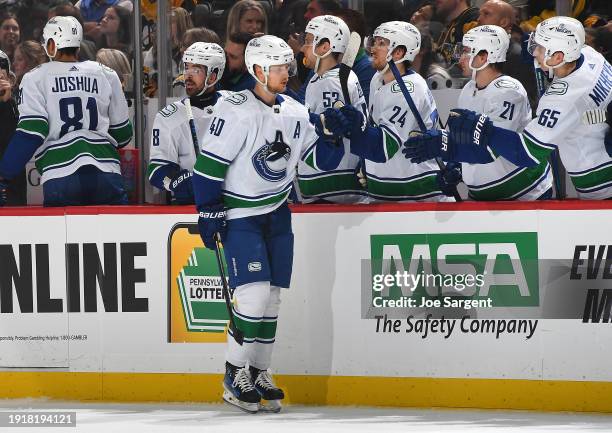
341 32 361 69
338 32 361 106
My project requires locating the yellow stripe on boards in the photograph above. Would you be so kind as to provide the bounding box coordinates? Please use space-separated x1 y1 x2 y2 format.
2 372 612 413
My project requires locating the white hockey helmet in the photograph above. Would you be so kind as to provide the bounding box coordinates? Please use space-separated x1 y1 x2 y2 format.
460 25 509 80
245 35 295 91
182 42 226 93
528 16 585 78
43 16 83 59
305 15 350 73
371 21 421 64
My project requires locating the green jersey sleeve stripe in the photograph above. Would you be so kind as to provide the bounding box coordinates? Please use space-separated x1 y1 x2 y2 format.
521 133 554 165
194 153 229 180
17 118 49 138
382 129 400 160
109 120 133 146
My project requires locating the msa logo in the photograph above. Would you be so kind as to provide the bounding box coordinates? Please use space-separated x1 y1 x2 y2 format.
370 232 539 306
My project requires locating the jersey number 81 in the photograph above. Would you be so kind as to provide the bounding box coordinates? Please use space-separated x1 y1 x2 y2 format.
59 96 99 138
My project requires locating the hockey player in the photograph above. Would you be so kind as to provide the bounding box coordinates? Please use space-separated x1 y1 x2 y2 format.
148 42 226 204
448 25 553 200
192 35 344 413
296 14 367 203
0 16 133 206
404 17 612 200
325 21 452 201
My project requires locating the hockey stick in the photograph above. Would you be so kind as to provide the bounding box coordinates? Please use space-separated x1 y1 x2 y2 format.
214 233 244 346
320 31 361 134
388 61 463 202
184 97 200 156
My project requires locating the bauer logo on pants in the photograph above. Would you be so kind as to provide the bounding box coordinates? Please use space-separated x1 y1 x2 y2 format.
167 223 229 343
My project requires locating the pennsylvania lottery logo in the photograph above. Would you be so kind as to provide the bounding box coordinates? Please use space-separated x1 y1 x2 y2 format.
366 232 539 317
168 223 229 343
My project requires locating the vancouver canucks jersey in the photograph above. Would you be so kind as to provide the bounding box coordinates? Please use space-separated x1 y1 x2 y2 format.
519 46 612 199
297 67 367 203
147 92 228 187
193 90 322 220
458 76 553 200
366 71 449 201
16 61 132 184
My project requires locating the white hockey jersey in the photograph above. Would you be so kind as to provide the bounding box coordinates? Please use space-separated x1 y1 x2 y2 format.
147 92 228 186
520 46 612 199
458 75 553 200
193 90 323 220
366 70 449 202
297 66 367 203
16 60 132 184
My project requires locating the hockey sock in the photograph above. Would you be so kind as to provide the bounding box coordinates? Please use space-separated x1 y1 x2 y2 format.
250 286 281 370
226 281 271 367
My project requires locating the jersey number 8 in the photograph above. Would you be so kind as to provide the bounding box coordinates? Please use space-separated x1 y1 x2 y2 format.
59 96 98 138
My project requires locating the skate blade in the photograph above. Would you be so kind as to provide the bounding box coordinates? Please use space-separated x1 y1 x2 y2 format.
259 400 282 413
222 389 259 414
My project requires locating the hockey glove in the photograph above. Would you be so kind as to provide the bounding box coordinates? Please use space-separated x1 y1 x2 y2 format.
197 203 227 250
339 105 365 137
309 112 329 137
322 108 353 139
166 169 194 204
436 162 462 197
447 108 495 150
402 128 451 163
0 177 8 206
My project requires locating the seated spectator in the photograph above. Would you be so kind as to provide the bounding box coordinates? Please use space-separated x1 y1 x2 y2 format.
143 7 192 97
333 8 376 104
0 49 25 205
48 2 98 61
12 41 48 87
477 0 538 113
411 32 453 89
219 31 257 92
75 0 132 45
433 0 479 73
226 0 268 38
586 25 612 63
98 5 133 60
96 48 132 91
0 13 20 63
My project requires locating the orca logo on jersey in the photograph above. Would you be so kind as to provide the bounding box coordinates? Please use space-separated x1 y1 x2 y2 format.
252 130 291 182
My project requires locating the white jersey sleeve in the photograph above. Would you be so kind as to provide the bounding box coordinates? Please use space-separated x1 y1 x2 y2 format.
16 69 49 140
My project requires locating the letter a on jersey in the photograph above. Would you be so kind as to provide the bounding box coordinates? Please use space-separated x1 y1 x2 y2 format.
252 130 291 182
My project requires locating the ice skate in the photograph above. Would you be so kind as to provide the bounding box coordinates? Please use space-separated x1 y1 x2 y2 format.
250 366 284 413
222 362 260 414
